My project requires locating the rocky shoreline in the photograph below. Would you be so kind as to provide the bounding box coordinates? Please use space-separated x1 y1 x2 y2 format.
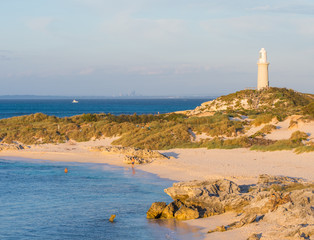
147 174 314 239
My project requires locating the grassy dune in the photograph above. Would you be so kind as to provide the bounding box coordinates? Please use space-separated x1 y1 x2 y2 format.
0 88 313 152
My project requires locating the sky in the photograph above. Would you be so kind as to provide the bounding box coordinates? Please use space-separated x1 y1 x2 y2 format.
0 0 314 97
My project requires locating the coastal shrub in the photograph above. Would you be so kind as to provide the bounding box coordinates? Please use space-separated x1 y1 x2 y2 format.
221 137 250 148
252 114 274 126
112 122 191 150
259 124 277 134
201 137 252 149
189 114 244 137
290 131 308 142
250 140 302 152
0 88 312 152
249 124 277 138
289 119 298 129
81 113 98 122
302 102 314 118
249 131 265 138
294 145 314 154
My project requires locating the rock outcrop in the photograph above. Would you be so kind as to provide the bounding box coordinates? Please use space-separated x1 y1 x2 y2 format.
123 155 151 164
174 205 199 220
146 202 167 219
160 200 183 219
0 143 25 151
147 174 314 239
91 146 168 164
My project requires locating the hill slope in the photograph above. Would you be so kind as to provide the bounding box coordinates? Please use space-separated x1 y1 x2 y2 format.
186 88 314 117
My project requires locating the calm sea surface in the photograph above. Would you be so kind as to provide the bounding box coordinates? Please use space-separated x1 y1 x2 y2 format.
0 159 201 240
0 99 207 239
0 98 211 119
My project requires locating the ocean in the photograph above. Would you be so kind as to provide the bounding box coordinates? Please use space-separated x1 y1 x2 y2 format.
0 99 207 239
0 98 211 119
0 159 202 240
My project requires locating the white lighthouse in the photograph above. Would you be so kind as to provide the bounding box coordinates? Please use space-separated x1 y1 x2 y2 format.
257 48 269 90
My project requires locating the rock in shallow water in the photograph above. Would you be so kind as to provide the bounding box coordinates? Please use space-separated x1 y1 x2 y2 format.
146 202 167 219
161 200 183 219
174 205 199 220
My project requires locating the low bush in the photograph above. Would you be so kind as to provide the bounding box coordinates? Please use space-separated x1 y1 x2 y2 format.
250 140 302 151
290 131 308 142
259 124 277 134
252 114 275 126
294 145 314 154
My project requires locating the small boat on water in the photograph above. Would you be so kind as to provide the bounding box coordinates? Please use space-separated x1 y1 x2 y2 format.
72 99 79 103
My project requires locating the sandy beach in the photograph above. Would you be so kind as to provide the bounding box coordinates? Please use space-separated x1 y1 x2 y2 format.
1 138 313 239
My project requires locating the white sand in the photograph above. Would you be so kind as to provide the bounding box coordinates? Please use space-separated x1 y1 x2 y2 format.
1 138 313 239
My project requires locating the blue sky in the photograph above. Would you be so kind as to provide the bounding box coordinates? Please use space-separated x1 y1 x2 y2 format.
1 0 314 96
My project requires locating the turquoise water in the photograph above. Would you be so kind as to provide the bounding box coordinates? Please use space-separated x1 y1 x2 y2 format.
0 159 201 240
0 98 210 119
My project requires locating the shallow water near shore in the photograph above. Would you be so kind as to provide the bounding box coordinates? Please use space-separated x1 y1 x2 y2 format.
0 158 202 240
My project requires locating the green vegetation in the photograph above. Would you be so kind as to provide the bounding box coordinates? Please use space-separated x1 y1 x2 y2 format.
186 113 245 137
290 131 308 142
249 124 277 138
250 131 312 153
302 102 314 118
250 140 303 152
0 88 313 152
294 144 314 154
216 87 313 122
0 112 246 150
251 114 275 126
259 124 277 134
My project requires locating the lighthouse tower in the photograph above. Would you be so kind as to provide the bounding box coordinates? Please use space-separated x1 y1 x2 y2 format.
257 48 269 90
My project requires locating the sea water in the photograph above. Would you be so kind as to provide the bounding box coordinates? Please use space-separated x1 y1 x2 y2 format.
0 159 202 240
0 98 210 119
0 99 207 239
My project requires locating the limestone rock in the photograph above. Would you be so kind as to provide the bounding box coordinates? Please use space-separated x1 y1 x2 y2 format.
257 174 303 187
236 214 257 227
149 174 314 239
174 205 199 220
123 155 150 164
146 202 167 219
207 225 226 233
90 146 168 159
164 179 240 202
247 233 261 240
208 214 258 234
161 200 183 219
